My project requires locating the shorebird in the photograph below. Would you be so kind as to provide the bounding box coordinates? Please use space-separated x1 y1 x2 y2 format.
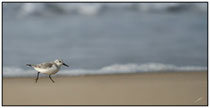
26 59 69 83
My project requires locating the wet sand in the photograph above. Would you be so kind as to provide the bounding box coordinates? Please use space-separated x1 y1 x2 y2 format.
3 71 207 105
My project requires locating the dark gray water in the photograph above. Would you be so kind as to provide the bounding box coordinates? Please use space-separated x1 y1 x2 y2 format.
3 3 207 77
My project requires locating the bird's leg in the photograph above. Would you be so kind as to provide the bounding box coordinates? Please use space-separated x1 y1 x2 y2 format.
49 75 55 83
35 72 40 83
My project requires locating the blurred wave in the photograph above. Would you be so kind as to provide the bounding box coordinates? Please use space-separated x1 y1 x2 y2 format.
3 63 207 77
3 3 207 18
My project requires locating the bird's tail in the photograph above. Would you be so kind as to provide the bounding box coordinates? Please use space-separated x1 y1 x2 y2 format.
26 64 32 67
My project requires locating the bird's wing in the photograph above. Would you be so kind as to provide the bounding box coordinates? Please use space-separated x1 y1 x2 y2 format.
35 62 53 69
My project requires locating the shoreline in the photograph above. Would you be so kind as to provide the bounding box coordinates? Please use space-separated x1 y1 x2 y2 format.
3 70 207 78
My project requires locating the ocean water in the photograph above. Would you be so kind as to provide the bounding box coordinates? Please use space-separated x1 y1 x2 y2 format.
3 3 207 77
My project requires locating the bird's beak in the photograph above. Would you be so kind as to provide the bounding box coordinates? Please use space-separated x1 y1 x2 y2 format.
63 63 69 67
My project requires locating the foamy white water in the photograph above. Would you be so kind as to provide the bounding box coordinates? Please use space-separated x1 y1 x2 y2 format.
3 3 206 18
3 63 207 77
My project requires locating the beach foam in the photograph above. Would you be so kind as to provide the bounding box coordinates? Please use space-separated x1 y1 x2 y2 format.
3 63 207 77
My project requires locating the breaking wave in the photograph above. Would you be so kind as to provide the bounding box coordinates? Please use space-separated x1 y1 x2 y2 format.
3 3 207 17
3 63 207 77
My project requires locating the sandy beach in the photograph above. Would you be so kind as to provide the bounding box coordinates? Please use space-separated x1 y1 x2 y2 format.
3 71 207 105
